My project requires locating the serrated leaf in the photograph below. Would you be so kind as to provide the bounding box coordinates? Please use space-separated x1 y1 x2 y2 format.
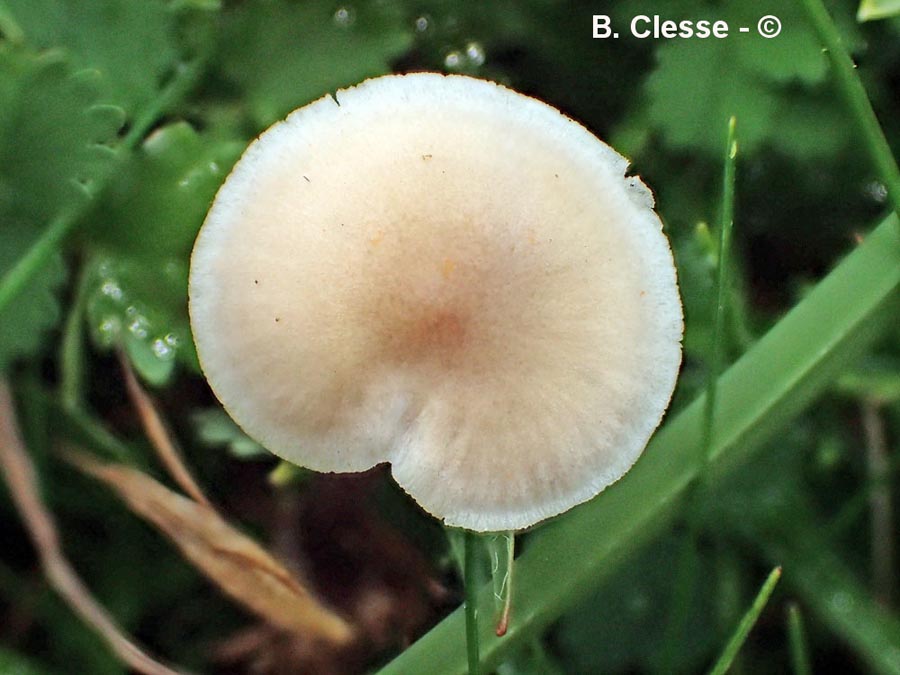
5 0 178 114
0 45 121 372
81 123 241 385
858 0 900 20
646 38 775 155
216 0 413 128
729 1 831 85
645 38 853 157
0 47 121 224
643 0 860 156
88 121 242 258
84 254 189 385
0 228 65 372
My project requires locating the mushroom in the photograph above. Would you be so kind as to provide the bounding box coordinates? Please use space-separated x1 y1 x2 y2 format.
189 73 683 532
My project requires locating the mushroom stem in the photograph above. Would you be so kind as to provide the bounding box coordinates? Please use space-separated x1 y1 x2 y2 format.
491 531 515 637
464 530 481 675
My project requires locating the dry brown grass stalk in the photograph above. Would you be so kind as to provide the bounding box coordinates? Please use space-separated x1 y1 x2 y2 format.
0 380 185 675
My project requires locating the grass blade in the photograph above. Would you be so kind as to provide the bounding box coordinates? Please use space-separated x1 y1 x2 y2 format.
661 115 739 672
799 0 900 221
787 604 812 675
379 215 900 674
746 508 900 675
708 567 782 675
857 0 900 23
702 116 737 470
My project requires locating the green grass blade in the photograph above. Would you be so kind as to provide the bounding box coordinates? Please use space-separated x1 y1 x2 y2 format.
708 567 782 675
702 115 737 470
857 0 900 21
379 215 900 675
787 604 812 675
800 0 900 221
749 509 900 675
660 115 738 672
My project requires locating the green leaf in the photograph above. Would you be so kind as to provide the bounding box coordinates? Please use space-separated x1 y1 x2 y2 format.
0 47 122 224
87 121 242 258
378 215 900 674
729 2 832 85
83 253 186 385
0 46 121 371
81 122 241 385
215 0 413 128
857 0 900 20
644 0 860 156
5 0 178 113
0 224 65 372
646 38 772 156
192 407 265 459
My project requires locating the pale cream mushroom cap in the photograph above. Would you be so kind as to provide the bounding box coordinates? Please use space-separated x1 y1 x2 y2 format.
189 73 683 532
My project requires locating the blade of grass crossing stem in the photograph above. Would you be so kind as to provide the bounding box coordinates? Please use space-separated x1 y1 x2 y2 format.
787 604 812 675
465 530 480 675
799 0 900 222
659 116 739 673
379 215 899 674
489 532 514 637
708 567 782 675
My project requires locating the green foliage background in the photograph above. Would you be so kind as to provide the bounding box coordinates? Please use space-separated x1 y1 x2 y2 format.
0 0 898 673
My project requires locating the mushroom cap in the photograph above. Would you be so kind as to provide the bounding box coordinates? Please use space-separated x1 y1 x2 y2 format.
189 73 683 532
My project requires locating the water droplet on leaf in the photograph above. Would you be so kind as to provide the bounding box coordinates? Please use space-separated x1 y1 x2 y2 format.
101 280 124 301
465 41 485 66
96 316 122 346
151 337 176 360
333 6 354 27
